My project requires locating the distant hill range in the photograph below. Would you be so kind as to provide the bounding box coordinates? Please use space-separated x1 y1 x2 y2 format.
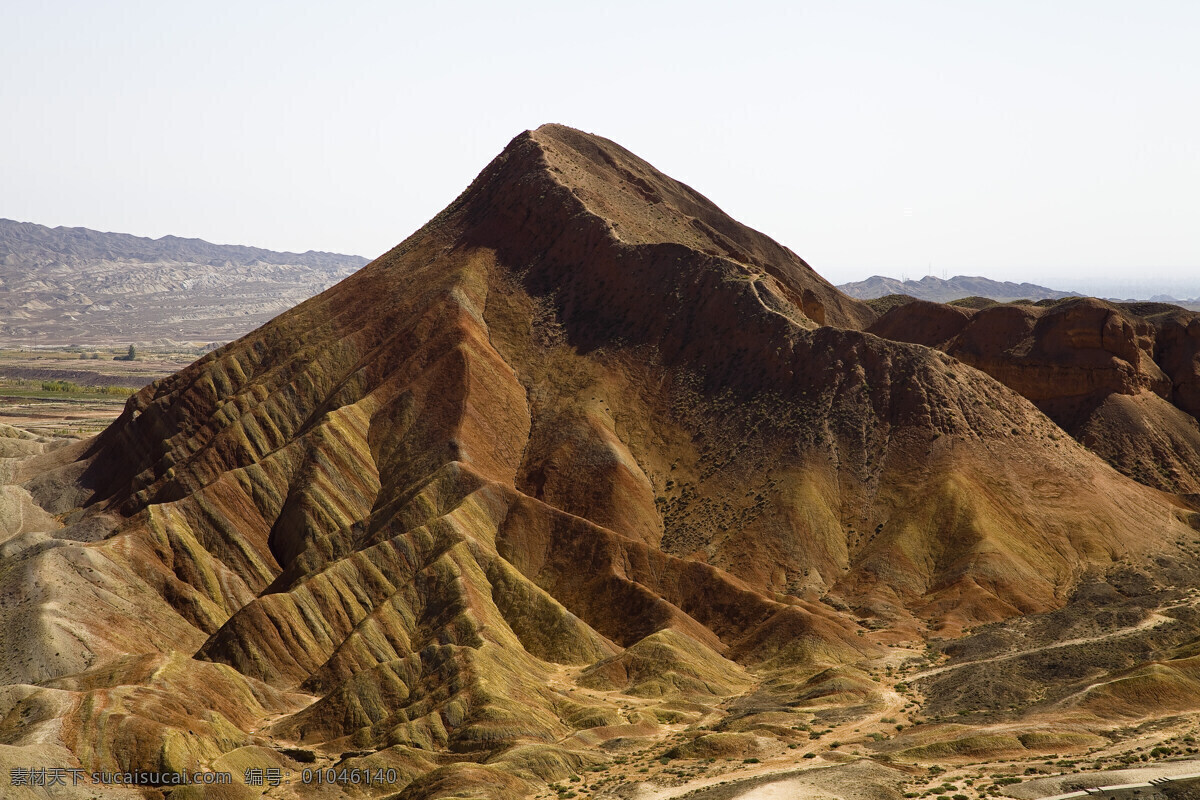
838 274 1082 303
1148 293 1200 309
0 218 369 346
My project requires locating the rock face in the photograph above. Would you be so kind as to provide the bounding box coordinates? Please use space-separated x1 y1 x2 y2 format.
870 298 1200 493
0 218 368 345
1 125 1197 798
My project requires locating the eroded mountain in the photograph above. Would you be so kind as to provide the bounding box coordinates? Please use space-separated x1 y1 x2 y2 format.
3 126 1200 799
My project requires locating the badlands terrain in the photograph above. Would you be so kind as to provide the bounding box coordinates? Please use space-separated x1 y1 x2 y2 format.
3 125 1200 800
0 218 366 347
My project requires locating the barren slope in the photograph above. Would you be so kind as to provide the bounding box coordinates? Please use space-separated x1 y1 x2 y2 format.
2 125 1198 799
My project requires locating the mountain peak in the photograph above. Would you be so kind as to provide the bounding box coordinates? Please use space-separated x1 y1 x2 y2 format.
5 126 1200 800
446 124 876 339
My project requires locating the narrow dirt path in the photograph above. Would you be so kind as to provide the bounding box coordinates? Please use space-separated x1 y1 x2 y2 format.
906 608 1180 682
637 650 916 800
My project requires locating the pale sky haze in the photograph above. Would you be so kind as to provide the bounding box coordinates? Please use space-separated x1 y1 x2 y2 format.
2 1 1197 297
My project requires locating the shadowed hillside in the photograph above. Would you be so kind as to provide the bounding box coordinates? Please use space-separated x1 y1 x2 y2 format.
870 298 1200 494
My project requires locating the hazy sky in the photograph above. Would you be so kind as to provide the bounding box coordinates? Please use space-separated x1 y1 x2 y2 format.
3 1 1197 296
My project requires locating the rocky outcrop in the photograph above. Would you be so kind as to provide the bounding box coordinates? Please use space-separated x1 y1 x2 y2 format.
1155 307 1200 419
871 297 1200 493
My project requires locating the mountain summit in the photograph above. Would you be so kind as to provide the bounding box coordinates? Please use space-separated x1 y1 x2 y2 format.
3 125 1199 798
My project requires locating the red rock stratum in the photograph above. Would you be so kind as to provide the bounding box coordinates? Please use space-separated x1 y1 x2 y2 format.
871 297 1200 493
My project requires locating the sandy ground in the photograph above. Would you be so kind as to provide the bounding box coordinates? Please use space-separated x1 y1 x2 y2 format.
1010 760 1200 798
606 648 919 800
908 608 1179 682
0 397 127 436
0 347 189 436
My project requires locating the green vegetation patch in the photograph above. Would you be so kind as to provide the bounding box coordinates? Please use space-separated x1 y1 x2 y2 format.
0 377 136 398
